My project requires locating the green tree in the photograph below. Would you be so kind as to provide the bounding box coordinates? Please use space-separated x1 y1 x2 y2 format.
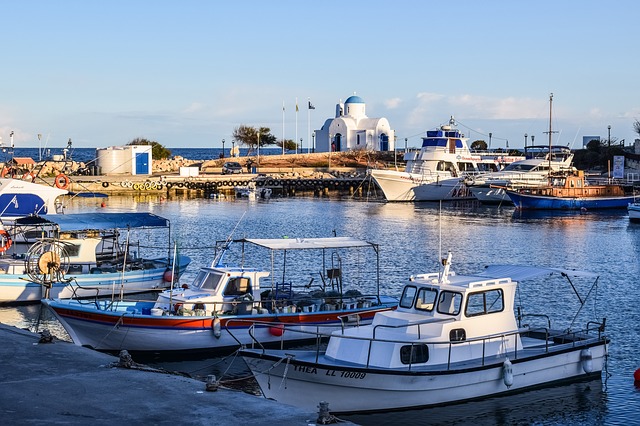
277 139 298 151
128 138 171 160
634 119 640 138
232 125 277 154
470 140 487 151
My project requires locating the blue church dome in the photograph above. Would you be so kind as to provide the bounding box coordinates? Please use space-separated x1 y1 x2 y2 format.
345 95 365 104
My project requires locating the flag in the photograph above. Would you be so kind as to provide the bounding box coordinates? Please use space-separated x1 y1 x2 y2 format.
308 101 315 110
296 102 299 112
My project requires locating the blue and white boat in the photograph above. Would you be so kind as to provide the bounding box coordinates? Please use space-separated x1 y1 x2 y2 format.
368 117 524 202
506 170 635 210
0 213 190 304
0 177 67 217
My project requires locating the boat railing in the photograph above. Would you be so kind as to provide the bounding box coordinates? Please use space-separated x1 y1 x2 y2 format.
237 314 607 370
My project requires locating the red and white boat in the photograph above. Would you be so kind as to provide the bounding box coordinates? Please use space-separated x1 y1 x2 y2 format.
44 237 398 354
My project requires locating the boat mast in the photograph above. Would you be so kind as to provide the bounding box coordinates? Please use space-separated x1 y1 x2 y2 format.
543 93 557 173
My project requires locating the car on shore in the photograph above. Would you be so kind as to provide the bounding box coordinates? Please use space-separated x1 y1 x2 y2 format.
221 162 243 174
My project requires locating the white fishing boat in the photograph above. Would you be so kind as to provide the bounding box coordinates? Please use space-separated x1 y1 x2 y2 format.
241 252 609 413
235 181 272 199
368 117 524 201
629 201 640 221
465 146 575 204
0 213 190 304
43 236 398 354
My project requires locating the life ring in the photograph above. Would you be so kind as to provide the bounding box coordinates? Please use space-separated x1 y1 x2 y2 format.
101 181 109 188
23 172 36 183
55 174 70 189
0 230 12 254
0 168 8 178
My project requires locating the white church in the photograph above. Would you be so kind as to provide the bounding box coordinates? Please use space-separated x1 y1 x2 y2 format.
314 95 395 153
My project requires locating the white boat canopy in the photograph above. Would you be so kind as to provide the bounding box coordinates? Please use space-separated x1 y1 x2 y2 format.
242 237 377 251
478 264 599 280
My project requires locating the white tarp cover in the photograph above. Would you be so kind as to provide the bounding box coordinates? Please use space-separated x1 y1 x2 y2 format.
478 264 599 281
243 237 376 250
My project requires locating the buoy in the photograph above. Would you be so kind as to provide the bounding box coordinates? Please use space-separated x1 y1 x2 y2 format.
212 318 221 338
634 368 640 382
269 325 285 337
100 202 106 208
580 348 593 373
503 358 513 388
163 270 173 282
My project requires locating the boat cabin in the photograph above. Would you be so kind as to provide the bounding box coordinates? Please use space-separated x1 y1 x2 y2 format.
529 170 630 198
324 255 523 369
154 266 271 316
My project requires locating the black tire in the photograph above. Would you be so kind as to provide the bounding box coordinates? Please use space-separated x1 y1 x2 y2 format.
101 181 109 188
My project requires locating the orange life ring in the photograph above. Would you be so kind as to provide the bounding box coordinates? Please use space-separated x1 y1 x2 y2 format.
1 168 9 178
0 230 12 254
55 174 70 190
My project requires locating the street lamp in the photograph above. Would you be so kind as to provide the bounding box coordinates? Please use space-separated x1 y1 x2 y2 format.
329 133 333 170
524 133 528 153
222 139 225 158
232 140 235 157
312 132 315 153
608 125 611 147
404 138 407 153
300 138 303 153
488 132 492 149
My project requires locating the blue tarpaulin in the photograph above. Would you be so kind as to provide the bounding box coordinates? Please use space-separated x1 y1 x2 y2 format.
18 213 170 231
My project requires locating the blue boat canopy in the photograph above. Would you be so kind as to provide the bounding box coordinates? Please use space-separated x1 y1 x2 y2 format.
17 213 170 231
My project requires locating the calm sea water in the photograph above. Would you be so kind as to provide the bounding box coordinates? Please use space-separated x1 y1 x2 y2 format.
1 147 284 163
1 195 639 425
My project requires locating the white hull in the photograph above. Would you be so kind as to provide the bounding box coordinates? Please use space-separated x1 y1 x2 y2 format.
629 203 640 221
244 343 607 413
44 299 393 352
468 186 509 204
369 169 472 202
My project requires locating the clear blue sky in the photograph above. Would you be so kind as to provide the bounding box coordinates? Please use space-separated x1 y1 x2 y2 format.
2 1 639 150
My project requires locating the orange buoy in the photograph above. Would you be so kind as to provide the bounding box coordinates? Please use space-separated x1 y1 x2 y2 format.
634 368 640 381
269 326 285 336
0 230 12 254
163 270 173 282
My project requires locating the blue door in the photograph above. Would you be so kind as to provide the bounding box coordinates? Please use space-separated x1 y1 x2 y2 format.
135 152 149 175
380 134 389 151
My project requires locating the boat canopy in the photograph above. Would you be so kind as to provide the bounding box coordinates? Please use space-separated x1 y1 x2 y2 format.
478 264 599 280
16 213 170 231
241 237 376 251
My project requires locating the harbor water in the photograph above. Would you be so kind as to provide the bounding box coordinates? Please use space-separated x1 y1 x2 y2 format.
2 193 640 425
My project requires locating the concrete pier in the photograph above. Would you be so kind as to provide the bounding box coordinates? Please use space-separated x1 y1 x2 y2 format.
0 324 351 425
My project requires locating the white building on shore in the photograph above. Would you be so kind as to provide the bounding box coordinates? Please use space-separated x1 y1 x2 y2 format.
314 95 395 153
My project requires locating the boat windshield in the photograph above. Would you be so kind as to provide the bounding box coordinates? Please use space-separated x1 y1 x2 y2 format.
192 270 225 290
502 163 538 172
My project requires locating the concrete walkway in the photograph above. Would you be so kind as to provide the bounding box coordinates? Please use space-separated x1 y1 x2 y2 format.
0 324 351 425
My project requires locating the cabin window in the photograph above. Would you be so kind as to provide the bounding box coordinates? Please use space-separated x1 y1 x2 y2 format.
436 291 462 315
400 344 429 364
224 277 251 296
465 289 504 317
415 287 437 311
400 285 417 308
449 328 466 342
62 243 81 257
193 271 225 290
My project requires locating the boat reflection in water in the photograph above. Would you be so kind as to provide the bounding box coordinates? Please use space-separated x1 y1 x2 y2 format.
343 376 605 426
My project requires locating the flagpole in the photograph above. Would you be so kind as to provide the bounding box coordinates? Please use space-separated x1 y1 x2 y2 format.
282 101 285 155
295 97 298 155
307 98 310 154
